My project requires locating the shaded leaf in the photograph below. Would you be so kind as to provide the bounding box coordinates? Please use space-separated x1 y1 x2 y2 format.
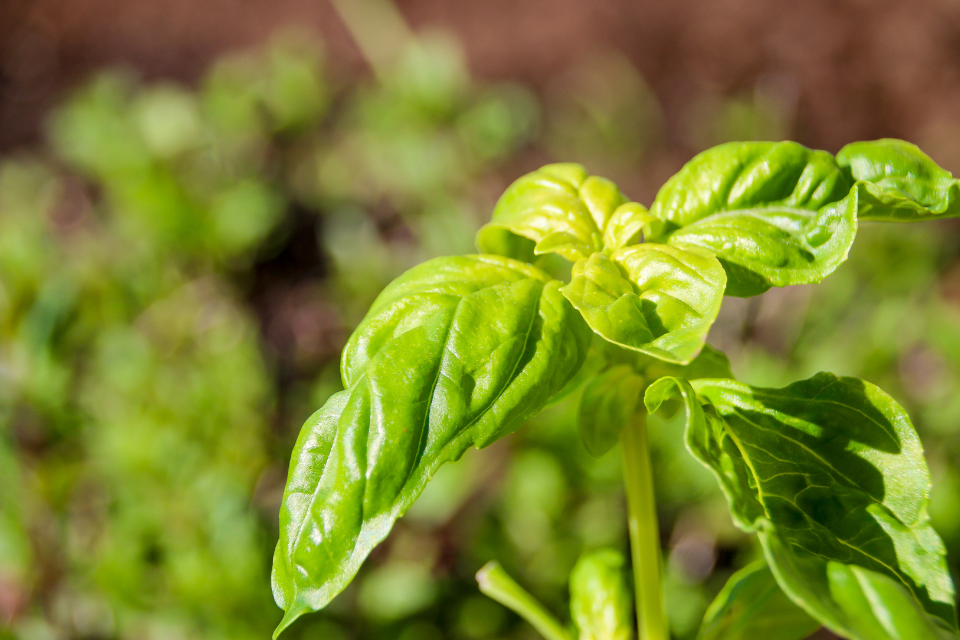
578 365 644 457
560 244 726 364
649 141 857 296
765 535 958 640
272 255 591 635
645 374 958 640
475 163 652 262
697 561 819 640
837 138 960 222
570 549 633 640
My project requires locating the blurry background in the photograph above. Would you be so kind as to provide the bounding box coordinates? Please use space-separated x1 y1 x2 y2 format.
2 0 960 639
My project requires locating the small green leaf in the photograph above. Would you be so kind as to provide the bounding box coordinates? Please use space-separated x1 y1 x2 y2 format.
837 138 960 222
476 163 652 262
578 365 644 457
272 255 591 635
560 244 726 364
603 202 663 251
645 373 958 640
639 342 734 382
569 549 633 640
649 141 857 297
697 561 819 640
604 342 732 420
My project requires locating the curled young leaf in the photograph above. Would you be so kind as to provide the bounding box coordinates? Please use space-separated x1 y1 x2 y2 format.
645 374 958 640
569 550 633 640
578 365 645 458
560 244 726 364
272 255 591 635
649 141 857 297
697 561 819 640
837 138 960 222
475 163 654 262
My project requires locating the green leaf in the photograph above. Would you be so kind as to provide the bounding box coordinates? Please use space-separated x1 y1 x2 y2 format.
578 365 644 458
837 138 960 222
649 141 857 297
569 549 633 640
609 342 733 421
560 244 726 364
475 163 654 262
765 536 958 640
697 561 819 640
645 374 958 640
272 255 591 635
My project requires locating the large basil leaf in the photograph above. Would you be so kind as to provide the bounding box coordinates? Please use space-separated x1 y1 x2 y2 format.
475 163 655 262
697 561 819 640
837 139 960 222
578 365 645 458
569 550 633 640
560 244 726 364
649 141 857 297
645 374 958 640
272 255 591 635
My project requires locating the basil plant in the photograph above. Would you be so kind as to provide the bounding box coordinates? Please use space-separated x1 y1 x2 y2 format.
272 139 960 640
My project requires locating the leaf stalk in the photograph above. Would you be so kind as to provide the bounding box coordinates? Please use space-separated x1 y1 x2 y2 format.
476 561 573 640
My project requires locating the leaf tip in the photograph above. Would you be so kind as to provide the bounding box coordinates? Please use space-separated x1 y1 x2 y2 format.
273 600 311 639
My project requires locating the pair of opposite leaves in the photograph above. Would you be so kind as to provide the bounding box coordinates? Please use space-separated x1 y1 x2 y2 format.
272 139 960 639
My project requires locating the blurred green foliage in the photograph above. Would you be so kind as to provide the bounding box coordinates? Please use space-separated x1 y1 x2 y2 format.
2 20 960 640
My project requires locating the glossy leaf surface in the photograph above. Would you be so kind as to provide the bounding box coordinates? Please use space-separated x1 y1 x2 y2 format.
645 373 958 640
569 550 633 640
837 139 960 222
560 244 726 364
697 561 819 640
272 255 591 635
578 365 644 457
475 163 653 262
649 141 857 296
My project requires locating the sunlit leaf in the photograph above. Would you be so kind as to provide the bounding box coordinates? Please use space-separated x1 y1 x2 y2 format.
837 138 960 222
560 244 726 364
649 141 857 296
475 163 653 262
272 255 591 635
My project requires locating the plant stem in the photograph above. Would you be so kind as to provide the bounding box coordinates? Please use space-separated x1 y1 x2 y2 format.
621 413 668 640
476 561 572 640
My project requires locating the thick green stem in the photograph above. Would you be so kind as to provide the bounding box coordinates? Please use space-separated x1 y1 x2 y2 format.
621 413 668 640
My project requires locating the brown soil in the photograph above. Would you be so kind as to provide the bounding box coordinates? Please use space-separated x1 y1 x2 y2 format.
3 0 960 171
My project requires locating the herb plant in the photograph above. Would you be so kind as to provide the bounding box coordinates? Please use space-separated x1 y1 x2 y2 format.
272 139 960 640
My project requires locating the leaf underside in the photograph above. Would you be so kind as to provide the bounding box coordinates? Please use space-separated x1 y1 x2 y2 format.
646 373 958 640
697 561 820 640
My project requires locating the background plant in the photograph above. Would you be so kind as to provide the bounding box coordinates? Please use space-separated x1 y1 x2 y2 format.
5 19 960 640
